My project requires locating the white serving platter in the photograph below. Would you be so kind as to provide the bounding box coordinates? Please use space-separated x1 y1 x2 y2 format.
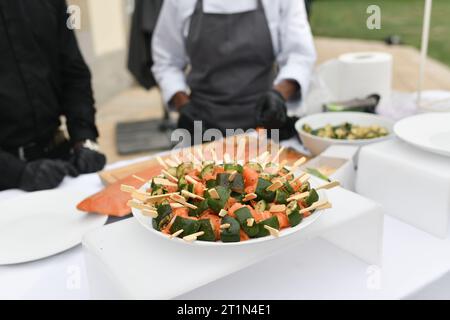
132 178 329 247
394 112 450 157
0 189 107 265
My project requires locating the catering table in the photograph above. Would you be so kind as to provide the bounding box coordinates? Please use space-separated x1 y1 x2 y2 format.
1 140 450 300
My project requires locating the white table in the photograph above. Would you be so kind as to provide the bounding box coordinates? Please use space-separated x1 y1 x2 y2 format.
2 146 450 299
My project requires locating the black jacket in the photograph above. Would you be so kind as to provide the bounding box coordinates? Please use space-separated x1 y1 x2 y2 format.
0 0 98 190
127 0 163 89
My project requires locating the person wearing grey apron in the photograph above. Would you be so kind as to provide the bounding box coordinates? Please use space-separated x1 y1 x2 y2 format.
152 0 316 141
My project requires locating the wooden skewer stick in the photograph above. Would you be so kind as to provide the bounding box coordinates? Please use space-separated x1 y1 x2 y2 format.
299 200 330 214
220 223 231 229
284 157 307 178
165 158 178 168
264 225 280 237
266 180 283 192
161 170 178 183
243 193 257 202
170 229 184 239
286 191 310 202
132 190 152 202
183 231 205 242
172 154 181 165
181 189 205 201
120 184 136 193
269 204 286 213
219 209 228 217
127 200 154 211
247 218 255 227
171 194 187 203
156 156 168 170
317 202 332 210
271 146 285 164
132 175 146 183
141 209 158 218
298 174 311 185
278 159 288 169
153 178 178 187
169 195 198 210
228 171 238 182
145 192 180 203
170 203 185 209
316 181 340 191
208 188 220 199
185 175 200 185
195 147 204 161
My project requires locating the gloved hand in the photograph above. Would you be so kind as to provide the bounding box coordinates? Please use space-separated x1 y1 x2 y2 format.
19 159 79 192
255 89 288 129
279 116 300 141
70 147 106 174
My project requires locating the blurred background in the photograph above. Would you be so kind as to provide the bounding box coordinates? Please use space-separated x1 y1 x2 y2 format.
68 0 450 163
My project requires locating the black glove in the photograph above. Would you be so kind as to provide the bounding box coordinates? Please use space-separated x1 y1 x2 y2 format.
71 147 106 174
255 89 288 129
19 159 79 192
279 116 300 141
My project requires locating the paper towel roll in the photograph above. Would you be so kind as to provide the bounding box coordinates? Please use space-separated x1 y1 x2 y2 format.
338 52 392 106
317 52 392 110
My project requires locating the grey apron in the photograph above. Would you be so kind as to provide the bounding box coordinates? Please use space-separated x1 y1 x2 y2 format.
179 0 275 134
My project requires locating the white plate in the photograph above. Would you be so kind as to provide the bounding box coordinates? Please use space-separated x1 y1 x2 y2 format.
295 112 394 156
132 178 328 247
0 190 108 265
394 113 450 157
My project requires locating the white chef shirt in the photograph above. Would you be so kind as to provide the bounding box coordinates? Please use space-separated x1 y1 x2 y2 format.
152 0 317 113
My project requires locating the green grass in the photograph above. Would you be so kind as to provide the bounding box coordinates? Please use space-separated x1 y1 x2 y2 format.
310 0 450 67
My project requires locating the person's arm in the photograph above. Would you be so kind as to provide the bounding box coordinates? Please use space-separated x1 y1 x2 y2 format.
0 150 25 191
58 0 98 143
151 0 190 110
274 0 317 102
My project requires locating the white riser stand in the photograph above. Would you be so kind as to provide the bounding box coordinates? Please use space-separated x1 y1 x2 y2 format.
356 139 450 238
82 187 383 300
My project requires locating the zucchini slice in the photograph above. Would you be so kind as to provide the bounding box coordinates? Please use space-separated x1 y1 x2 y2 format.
286 201 303 227
197 219 216 242
283 181 295 194
224 163 243 173
176 162 194 178
230 173 245 194
206 186 231 213
255 178 276 202
235 207 259 237
169 216 200 236
200 163 215 179
220 216 241 243
153 204 172 231
254 200 267 213
167 166 178 178
275 189 288 204
244 162 263 173
205 179 217 189
216 173 231 188
256 216 280 238
189 199 209 217
300 181 311 193
305 188 319 207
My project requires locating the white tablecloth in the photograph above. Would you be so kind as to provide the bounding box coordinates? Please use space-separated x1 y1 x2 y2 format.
1 143 450 299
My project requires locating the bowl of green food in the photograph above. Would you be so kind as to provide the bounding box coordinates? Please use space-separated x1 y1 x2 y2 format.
295 112 394 156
